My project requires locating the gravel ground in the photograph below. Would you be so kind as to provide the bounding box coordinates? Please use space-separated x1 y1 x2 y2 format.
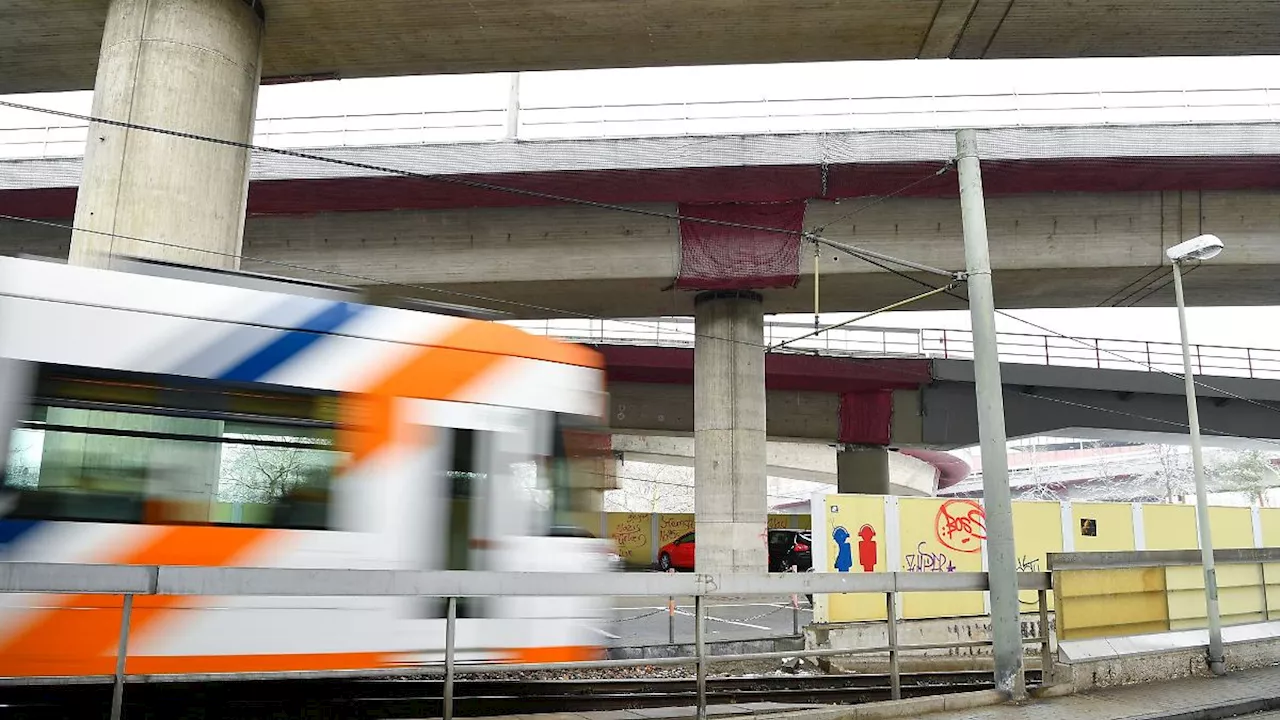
459 659 824 681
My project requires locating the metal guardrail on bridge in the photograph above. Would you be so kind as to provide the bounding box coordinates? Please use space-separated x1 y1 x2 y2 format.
507 319 1280 380
0 563 1052 720
5 85 1280 158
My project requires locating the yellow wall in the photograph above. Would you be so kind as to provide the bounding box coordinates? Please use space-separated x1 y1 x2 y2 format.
1261 508 1280 547
1012 501 1063 607
823 494 888 622
897 497 985 618
657 514 694 548
1144 504 1197 550
1210 506 1255 549
606 513 652 563
1071 502 1136 552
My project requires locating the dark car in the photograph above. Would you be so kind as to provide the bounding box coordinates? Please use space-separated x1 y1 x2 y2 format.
768 529 812 572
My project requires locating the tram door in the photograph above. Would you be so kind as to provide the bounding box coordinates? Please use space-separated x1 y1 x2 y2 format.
420 403 543 619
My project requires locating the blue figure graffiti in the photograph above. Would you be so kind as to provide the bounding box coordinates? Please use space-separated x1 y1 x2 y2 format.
832 525 854 572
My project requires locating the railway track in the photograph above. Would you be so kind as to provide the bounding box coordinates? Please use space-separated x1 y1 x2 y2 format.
1 670 1042 719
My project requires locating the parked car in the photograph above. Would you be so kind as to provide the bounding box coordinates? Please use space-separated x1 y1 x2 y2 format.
768 529 812 572
658 531 695 570
657 529 811 572
550 525 625 571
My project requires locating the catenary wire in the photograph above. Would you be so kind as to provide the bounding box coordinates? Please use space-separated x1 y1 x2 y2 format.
0 99 951 279
817 236 1280 425
10 102 1279 438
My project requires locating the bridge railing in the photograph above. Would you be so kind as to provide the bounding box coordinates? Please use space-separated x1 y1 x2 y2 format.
506 318 927 358
508 319 1280 380
923 328 1280 380
0 562 1052 719
4 85 1280 158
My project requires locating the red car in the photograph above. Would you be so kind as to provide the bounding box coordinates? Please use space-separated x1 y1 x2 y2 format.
657 532 696 571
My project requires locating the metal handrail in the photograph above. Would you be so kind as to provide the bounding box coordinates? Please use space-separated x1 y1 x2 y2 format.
505 319 1280 380
0 562 1052 720
4 85 1280 158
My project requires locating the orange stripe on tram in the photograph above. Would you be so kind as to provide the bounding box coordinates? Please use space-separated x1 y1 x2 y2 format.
343 323 527 465
506 646 605 664
126 652 390 676
0 526 273 677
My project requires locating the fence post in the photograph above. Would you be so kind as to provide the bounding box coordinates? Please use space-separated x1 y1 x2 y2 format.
1146 341 1153 370
668 596 677 645
1044 336 1051 365
445 596 457 720
886 591 901 701
1038 588 1052 683
110 593 134 720
1094 340 1102 369
1248 348 1255 378
696 595 707 720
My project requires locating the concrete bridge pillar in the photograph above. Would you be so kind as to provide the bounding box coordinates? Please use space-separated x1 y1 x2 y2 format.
693 291 767 573
70 0 264 269
836 444 891 494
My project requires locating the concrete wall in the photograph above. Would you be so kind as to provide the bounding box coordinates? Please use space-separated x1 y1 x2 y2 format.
7 188 1280 317
612 433 937 496
806 611 1053 673
924 361 1280 448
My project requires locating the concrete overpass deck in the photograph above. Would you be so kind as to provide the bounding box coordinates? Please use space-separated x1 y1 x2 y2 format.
7 0 1280 96
5 122 1280 316
545 319 1280 458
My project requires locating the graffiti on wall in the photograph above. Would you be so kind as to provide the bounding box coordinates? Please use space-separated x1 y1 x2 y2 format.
935 500 986 553
833 524 878 572
903 541 957 572
658 514 695 545
609 514 648 556
1016 555 1041 572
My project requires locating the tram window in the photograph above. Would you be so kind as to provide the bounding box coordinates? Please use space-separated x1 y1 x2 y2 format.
543 415 611 532
2 368 342 530
428 428 486 619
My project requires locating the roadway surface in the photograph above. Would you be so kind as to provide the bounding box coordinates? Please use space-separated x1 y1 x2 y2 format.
604 596 812 646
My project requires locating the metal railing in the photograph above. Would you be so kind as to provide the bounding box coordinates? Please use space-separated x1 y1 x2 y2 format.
506 318 927 358
921 328 1280 380
506 318 1280 380
1050 547 1280 643
4 85 1280 158
0 562 1052 720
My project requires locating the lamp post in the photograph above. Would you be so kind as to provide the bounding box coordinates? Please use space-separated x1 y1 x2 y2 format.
1167 233 1226 676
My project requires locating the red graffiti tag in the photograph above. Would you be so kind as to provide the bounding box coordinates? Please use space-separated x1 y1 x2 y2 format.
935 500 986 553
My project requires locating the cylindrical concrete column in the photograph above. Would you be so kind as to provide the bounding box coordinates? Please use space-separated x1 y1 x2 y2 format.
70 0 265 270
836 444 891 495
694 291 767 573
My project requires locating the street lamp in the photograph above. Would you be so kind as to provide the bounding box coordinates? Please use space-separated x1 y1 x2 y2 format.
1167 233 1226 676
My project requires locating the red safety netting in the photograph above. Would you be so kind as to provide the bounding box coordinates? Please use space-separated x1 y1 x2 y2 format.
838 390 893 445
673 201 805 291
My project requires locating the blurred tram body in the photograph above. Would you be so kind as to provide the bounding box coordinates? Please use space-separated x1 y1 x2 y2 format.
0 256 614 680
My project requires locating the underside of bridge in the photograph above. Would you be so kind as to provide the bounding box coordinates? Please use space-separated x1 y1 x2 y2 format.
5 0 1280 94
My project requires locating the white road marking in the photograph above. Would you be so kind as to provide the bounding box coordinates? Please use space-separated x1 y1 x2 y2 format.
588 626 623 640
673 609 770 630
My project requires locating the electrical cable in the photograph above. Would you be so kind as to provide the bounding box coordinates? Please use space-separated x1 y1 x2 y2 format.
817 235 1280 427
1097 265 1167 308
0 99 951 280
10 101 1280 459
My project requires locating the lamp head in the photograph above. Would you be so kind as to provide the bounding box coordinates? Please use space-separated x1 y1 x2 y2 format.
1166 234 1224 262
